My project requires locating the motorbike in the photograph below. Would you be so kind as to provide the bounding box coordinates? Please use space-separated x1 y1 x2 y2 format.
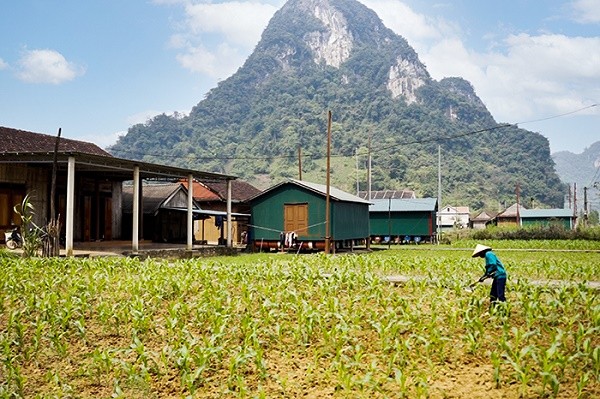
5 227 22 250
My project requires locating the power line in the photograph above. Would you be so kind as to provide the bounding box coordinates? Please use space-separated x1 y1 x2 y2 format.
514 103 597 126
110 104 596 163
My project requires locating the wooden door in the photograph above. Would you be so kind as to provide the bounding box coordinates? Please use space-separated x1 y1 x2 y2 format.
284 203 308 234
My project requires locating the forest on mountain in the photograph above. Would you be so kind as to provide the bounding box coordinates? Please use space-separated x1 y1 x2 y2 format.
109 0 566 211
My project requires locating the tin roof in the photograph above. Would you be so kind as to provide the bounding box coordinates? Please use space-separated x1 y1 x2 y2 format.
520 209 574 218
250 179 371 205
122 183 199 214
369 198 438 212
358 189 416 200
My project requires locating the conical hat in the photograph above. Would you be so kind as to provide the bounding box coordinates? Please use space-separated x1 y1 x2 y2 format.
472 244 491 257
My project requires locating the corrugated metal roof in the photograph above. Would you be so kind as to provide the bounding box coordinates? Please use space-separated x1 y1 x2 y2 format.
122 183 191 213
288 179 372 204
369 198 438 212
358 189 416 200
250 179 371 204
521 209 574 218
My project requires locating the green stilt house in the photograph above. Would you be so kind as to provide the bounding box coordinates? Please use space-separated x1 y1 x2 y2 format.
248 179 371 251
369 197 438 243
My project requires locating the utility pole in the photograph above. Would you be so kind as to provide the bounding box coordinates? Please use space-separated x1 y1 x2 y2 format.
516 183 521 227
298 146 302 180
574 183 577 219
388 197 392 249
437 145 442 244
367 133 372 201
355 148 359 195
325 111 332 254
584 186 588 226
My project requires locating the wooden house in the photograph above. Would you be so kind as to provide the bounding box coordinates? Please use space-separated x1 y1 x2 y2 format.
369 197 438 243
248 179 370 251
470 210 496 230
495 203 527 227
0 126 235 254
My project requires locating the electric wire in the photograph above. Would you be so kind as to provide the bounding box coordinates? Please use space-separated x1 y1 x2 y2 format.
109 104 596 163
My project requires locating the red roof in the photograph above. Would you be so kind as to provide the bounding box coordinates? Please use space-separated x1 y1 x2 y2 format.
181 179 260 203
0 126 111 156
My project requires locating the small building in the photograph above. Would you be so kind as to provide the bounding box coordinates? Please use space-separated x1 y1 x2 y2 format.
496 203 527 227
369 197 438 243
520 209 575 229
249 179 371 251
470 210 496 230
438 205 470 231
181 179 259 245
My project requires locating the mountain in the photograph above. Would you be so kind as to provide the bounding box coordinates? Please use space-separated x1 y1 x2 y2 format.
109 0 565 211
552 141 600 208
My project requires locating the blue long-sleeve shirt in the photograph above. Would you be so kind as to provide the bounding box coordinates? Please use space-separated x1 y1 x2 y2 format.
484 251 507 279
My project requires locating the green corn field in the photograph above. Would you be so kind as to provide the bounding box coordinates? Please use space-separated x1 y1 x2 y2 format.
0 244 598 398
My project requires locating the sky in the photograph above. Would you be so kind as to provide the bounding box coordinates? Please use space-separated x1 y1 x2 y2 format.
1 0 599 154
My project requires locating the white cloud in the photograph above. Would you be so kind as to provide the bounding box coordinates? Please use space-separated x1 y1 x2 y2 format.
571 0 600 23
0 58 8 70
162 1 281 77
16 49 85 84
176 42 244 78
362 0 456 46
183 2 278 47
363 1 600 125
449 34 600 121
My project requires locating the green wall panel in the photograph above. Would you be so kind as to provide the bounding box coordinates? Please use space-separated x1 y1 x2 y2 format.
370 212 434 236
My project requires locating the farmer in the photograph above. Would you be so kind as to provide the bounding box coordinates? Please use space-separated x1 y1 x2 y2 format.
472 244 507 306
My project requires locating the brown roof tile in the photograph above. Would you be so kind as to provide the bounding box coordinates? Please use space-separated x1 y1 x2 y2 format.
0 126 111 156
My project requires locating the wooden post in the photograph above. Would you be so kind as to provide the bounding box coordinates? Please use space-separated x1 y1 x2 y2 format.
46 128 62 257
187 174 193 250
227 179 232 247
132 166 140 253
65 157 75 257
325 111 332 254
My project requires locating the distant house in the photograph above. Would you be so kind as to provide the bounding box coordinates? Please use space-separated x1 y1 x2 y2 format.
180 179 259 245
470 210 496 230
369 197 438 243
438 205 470 231
0 125 234 254
358 189 416 200
249 179 370 251
496 203 527 227
520 209 575 229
